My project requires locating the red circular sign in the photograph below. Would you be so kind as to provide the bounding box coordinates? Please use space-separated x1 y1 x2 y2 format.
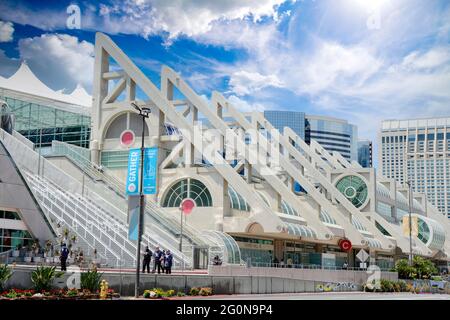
180 198 195 215
339 239 353 252
120 130 135 147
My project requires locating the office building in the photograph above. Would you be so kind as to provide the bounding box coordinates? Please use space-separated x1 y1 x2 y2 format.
380 118 450 218
358 140 373 168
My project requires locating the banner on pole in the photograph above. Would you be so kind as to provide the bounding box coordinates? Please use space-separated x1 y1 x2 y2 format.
126 148 141 195
402 216 419 237
143 147 158 195
128 195 141 241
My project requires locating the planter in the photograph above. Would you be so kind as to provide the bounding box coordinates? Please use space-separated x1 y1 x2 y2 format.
12 250 20 257
34 257 42 263
54 257 60 263
46 257 53 263
24 257 32 263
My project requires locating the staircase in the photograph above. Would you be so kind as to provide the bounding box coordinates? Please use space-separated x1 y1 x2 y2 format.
24 172 190 268
51 141 216 261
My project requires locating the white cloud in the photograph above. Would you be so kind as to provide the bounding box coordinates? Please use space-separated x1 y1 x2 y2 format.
117 0 289 39
400 47 450 71
16 34 94 92
0 20 14 42
229 70 283 96
227 95 267 112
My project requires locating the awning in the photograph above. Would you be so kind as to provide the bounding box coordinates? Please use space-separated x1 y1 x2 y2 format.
284 222 317 238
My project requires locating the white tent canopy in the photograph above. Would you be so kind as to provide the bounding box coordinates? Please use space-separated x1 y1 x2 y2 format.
0 62 92 108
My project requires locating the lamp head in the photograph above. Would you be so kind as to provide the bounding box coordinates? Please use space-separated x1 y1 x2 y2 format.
131 102 141 112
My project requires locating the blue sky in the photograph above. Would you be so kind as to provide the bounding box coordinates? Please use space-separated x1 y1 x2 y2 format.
0 0 449 164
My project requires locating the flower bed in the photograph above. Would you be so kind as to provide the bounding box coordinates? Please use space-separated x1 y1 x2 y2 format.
142 287 213 299
0 288 120 300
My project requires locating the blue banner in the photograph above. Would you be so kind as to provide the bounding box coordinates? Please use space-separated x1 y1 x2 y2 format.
126 148 141 195
127 195 140 241
143 147 158 195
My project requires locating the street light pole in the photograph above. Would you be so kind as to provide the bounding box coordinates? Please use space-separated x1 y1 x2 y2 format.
407 181 414 266
131 102 150 298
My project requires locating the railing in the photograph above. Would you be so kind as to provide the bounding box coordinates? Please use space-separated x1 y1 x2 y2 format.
0 129 191 268
0 250 12 264
247 262 394 272
51 141 215 250
246 262 391 271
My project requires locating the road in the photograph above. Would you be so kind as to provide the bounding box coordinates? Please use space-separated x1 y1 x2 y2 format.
179 292 450 300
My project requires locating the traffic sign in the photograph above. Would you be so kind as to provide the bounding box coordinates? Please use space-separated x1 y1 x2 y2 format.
356 249 369 262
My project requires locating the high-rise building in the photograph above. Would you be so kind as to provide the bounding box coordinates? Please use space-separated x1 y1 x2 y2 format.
380 117 450 218
263 111 306 140
358 140 373 168
263 111 358 161
305 115 358 161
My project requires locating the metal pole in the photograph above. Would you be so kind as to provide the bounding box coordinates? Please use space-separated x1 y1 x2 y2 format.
179 207 183 253
407 181 414 266
134 112 146 298
38 127 42 175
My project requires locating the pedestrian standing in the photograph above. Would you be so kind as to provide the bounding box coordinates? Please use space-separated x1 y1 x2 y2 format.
164 250 173 274
153 246 163 274
60 243 69 271
142 246 152 274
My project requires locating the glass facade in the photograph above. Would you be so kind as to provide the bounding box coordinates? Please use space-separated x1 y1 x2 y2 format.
162 178 213 207
306 116 358 161
335 175 368 208
1 95 90 149
0 210 33 252
264 111 306 140
357 140 373 168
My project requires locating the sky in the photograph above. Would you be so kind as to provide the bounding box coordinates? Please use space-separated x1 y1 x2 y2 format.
0 0 449 167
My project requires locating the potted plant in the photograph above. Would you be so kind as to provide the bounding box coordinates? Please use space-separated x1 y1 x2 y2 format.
12 245 21 258
24 244 32 263
53 249 60 263
0 264 13 292
44 240 52 258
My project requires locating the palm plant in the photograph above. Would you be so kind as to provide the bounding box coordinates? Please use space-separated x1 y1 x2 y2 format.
80 269 103 292
31 266 64 292
0 264 13 291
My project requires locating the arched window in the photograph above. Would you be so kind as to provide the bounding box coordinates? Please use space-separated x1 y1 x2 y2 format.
162 178 212 207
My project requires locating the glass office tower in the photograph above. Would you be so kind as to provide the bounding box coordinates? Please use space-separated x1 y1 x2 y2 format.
264 111 306 140
358 140 373 168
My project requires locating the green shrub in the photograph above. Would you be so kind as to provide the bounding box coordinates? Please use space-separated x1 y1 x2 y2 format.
0 264 13 291
394 257 438 280
380 279 394 292
80 269 103 292
166 289 176 297
176 291 186 297
31 266 63 292
189 287 200 296
199 287 213 296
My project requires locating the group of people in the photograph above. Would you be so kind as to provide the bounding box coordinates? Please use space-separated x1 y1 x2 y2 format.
142 246 173 274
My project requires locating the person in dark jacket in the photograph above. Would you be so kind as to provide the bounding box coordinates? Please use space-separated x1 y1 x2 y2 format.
153 246 164 274
142 246 152 273
164 250 173 274
60 243 69 271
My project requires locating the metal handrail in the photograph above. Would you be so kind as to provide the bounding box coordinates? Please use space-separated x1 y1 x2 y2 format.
52 141 213 248
247 262 394 272
25 173 125 267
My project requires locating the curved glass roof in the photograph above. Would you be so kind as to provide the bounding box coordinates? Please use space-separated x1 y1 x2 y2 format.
284 222 317 238
365 237 383 249
201 230 242 264
281 200 299 216
320 209 337 225
351 215 368 232
413 214 446 251
228 186 250 212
